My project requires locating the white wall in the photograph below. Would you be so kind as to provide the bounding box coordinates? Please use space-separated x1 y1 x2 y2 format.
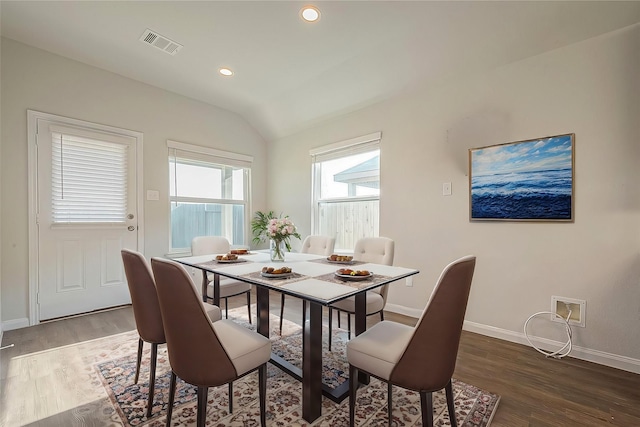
268 25 640 369
0 38 268 324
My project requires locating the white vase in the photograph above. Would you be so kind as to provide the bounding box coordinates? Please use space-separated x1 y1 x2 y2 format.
270 239 286 262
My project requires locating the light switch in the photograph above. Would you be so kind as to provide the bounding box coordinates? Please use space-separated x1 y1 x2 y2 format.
442 182 452 196
146 190 160 201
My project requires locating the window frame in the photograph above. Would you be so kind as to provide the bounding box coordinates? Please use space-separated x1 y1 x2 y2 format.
310 132 381 250
167 140 253 255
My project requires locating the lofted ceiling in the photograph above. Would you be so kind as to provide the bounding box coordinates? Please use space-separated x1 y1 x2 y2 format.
2 1 639 141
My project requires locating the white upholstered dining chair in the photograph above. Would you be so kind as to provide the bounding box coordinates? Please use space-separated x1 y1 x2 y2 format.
328 237 394 350
191 236 252 323
347 255 476 427
279 235 335 334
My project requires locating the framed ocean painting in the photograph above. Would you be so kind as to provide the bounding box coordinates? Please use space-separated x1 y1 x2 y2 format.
469 133 574 221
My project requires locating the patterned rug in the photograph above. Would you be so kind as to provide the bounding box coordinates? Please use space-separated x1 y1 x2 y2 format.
94 308 499 426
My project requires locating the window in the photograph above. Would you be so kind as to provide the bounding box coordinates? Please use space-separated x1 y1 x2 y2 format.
50 125 132 224
168 140 252 253
311 132 381 251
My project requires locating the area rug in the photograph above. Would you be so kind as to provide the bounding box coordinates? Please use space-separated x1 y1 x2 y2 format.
94 307 499 426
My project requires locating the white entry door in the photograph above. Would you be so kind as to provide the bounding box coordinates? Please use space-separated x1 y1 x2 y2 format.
34 115 140 320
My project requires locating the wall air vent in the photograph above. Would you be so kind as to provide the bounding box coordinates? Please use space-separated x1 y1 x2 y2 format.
139 29 183 55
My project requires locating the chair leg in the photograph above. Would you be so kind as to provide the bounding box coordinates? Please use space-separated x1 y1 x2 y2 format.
349 364 358 427
166 371 177 427
197 386 208 427
224 297 229 319
380 310 384 321
146 343 158 418
279 293 285 334
419 391 434 427
445 380 457 427
134 338 143 384
259 364 267 427
347 312 351 339
387 382 392 427
246 291 252 324
337 309 341 328
228 382 233 413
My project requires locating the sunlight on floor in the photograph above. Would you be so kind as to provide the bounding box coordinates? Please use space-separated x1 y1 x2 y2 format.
1 331 134 426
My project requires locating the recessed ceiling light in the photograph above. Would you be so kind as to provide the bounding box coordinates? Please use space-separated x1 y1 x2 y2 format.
219 68 234 76
300 6 320 22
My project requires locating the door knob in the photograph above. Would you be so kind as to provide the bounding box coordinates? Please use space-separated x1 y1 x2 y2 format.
128 226 135 231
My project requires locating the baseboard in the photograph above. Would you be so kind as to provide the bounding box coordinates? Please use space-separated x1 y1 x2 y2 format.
385 304 640 374
384 303 423 319
463 320 640 374
2 317 30 332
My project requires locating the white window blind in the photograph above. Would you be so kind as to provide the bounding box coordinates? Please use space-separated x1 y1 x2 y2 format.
51 128 129 224
167 140 253 169
310 132 381 162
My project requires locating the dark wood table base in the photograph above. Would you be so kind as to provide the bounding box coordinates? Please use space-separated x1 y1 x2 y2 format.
257 291 354 421
202 270 374 422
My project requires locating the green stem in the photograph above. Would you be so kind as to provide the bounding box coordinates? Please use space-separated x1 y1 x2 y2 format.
271 238 285 261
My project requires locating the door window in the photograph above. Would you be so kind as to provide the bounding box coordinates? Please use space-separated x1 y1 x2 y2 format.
51 128 130 224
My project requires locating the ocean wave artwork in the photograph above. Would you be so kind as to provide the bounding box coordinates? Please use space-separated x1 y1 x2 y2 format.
470 134 574 220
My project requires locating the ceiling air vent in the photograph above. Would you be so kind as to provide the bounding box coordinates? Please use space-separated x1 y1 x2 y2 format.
139 29 183 55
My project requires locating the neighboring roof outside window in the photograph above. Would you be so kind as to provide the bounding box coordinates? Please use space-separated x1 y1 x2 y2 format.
333 155 380 189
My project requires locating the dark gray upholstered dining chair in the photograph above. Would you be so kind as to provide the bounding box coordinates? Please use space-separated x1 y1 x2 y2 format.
151 257 271 427
278 235 335 334
347 255 476 427
328 237 394 350
120 249 221 419
191 236 252 323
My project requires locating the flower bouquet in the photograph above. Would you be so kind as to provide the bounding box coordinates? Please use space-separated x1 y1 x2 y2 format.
251 211 301 261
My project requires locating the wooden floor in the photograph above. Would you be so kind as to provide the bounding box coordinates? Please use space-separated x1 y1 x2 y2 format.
2 291 639 426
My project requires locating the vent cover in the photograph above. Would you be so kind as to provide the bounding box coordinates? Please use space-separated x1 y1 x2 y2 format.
139 29 183 55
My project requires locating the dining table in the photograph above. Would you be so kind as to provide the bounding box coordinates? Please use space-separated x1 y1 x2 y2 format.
174 250 419 423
